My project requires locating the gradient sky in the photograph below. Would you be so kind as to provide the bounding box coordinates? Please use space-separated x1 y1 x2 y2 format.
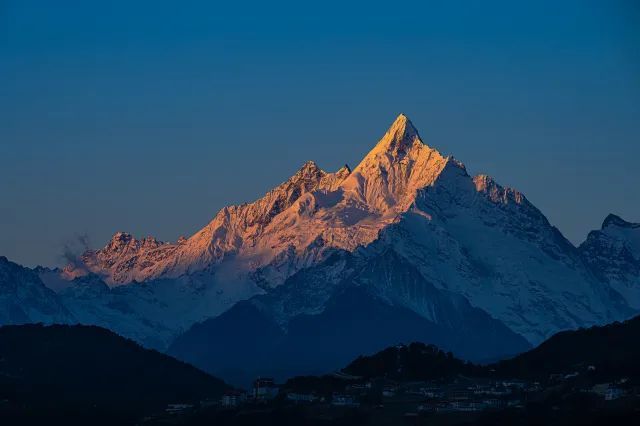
1 0 639 267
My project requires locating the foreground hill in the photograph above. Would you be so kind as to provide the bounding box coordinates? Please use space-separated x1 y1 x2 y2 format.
335 314 640 383
493 314 640 380
161 317 640 426
274 316 640 425
343 342 481 381
0 324 229 424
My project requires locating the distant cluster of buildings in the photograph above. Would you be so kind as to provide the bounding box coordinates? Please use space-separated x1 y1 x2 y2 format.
415 379 529 413
198 371 635 416
219 376 361 408
220 377 279 407
588 379 628 401
216 375 531 412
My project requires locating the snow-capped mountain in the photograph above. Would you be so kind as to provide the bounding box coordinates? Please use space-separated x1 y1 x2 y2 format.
366 162 631 344
67 115 457 288
0 257 73 325
579 214 640 309
0 114 637 374
39 267 260 349
71 160 353 286
70 115 634 340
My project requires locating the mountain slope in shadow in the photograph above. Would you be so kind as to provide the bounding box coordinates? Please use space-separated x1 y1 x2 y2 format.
0 324 229 424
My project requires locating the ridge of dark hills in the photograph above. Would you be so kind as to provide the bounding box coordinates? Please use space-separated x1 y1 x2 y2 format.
0 324 230 425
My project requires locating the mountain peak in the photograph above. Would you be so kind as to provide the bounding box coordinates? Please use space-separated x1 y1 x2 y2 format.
110 232 133 245
294 160 324 178
103 232 165 254
301 160 320 170
342 115 450 214
353 114 442 172
602 214 638 229
391 112 412 129
372 113 421 156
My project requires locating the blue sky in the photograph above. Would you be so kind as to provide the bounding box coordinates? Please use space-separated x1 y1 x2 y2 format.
1 0 639 266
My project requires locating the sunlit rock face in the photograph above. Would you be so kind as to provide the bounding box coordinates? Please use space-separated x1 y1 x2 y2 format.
41 114 637 351
74 115 457 287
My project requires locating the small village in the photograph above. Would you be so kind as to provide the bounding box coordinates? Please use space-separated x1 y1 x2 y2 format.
148 368 638 425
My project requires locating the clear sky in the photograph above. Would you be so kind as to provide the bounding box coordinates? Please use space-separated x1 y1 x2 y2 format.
1 0 639 267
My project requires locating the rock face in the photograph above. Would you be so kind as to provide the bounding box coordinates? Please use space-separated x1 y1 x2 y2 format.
1 114 638 378
72 115 454 288
579 214 640 309
73 160 355 286
0 257 73 325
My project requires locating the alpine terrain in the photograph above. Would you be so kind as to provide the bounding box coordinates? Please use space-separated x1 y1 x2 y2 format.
0 115 637 382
